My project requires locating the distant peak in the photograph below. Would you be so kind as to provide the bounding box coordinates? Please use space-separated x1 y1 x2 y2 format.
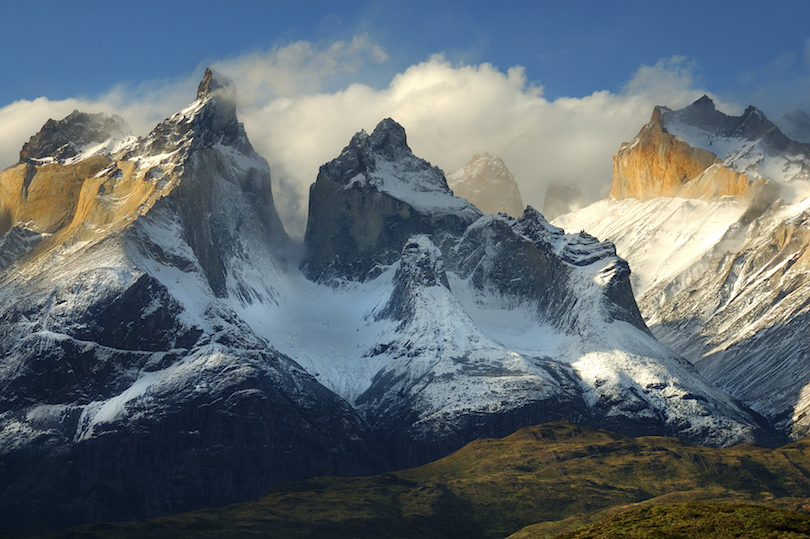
468 152 501 164
196 68 236 102
686 95 718 113
19 110 131 163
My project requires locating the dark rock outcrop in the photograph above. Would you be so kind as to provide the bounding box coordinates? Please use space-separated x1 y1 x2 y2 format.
0 70 387 537
20 110 131 163
301 118 481 283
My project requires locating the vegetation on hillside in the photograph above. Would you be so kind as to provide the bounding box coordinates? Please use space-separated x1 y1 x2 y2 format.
32 422 810 539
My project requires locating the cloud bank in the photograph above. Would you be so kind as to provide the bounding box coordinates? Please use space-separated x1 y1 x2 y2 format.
227 51 714 237
0 38 735 239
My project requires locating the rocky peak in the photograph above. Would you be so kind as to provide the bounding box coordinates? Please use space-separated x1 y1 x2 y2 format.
375 235 450 323
141 68 249 157
609 95 803 202
397 234 449 289
19 110 131 163
302 119 479 284
685 94 717 114
196 67 236 101
367 118 411 162
318 118 442 190
446 152 525 218
661 96 778 142
512 206 564 250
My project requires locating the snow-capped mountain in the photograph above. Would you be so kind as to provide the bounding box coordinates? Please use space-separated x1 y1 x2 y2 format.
0 69 388 536
446 152 525 217
556 96 810 440
0 76 774 535
291 116 769 464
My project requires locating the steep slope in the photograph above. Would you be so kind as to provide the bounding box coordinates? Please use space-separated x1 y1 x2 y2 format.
555 96 810 439
0 81 779 535
291 118 770 467
446 152 525 217
0 70 388 536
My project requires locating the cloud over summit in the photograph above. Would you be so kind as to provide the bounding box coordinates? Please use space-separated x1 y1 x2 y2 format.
0 38 728 239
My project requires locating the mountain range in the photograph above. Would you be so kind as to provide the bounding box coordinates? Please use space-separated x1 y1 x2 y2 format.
557 95 810 443
0 70 798 536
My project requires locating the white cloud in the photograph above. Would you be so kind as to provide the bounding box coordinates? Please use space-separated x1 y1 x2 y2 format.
0 38 717 240
228 52 712 238
210 34 388 103
0 76 197 170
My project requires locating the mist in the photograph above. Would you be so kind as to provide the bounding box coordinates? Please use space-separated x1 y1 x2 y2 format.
0 37 798 240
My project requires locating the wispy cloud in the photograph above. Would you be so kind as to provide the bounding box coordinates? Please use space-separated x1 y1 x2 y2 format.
227 51 713 237
0 37 751 240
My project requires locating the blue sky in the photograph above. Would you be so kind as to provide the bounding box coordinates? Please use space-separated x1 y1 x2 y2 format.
3 1 808 104
2 1 810 236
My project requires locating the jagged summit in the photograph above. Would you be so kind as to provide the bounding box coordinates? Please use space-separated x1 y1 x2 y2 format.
0 68 357 536
19 110 132 164
141 67 249 157
367 117 411 161
318 118 456 198
663 95 778 143
0 76 784 536
302 118 479 283
610 95 810 203
196 67 236 101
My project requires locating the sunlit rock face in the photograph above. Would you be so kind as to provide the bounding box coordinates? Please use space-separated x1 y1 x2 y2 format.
446 152 524 218
0 69 387 537
611 102 765 202
300 117 771 471
556 95 810 444
0 83 779 537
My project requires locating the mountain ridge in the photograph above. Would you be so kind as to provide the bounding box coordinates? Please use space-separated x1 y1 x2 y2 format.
556 94 810 442
0 71 782 535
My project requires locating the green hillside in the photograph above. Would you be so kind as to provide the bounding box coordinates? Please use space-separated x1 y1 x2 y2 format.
32 422 810 539
546 503 810 538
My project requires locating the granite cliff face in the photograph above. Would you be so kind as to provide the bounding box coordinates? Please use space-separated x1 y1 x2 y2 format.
302 119 480 284
0 70 388 536
556 96 810 442
297 118 771 468
446 153 525 218
611 99 770 202
0 82 778 536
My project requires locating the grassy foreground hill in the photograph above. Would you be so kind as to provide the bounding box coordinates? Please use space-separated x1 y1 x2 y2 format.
30 422 810 539
541 503 810 538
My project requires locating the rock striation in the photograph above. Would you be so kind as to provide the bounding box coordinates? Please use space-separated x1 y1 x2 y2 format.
0 69 387 536
0 83 778 536
556 95 810 443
